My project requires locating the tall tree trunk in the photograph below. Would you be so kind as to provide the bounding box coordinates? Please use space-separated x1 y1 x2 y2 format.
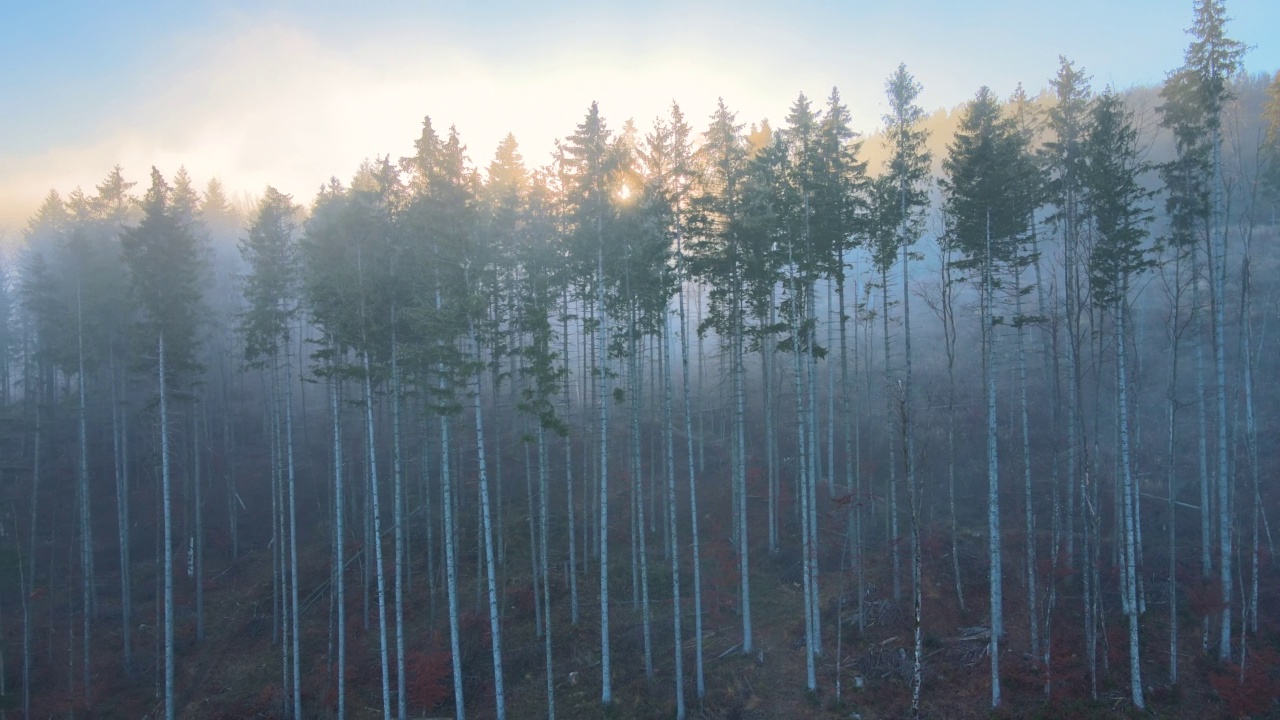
361 347 393 719
468 318 507 720
391 314 407 720
765 294 778 556
1115 289 1144 709
676 237 705 700
938 251 965 614
881 269 901 601
630 312 654 676
1209 131 1232 659
788 239 817 692
538 415 555 719
596 244 613 706
1015 262 1037 659
562 287 579 626
733 263 752 655
271 360 291 713
1237 201 1260 636
804 278 821 652
111 350 132 676
1193 247 1212 652
195 402 206 648
438 324 466 719
662 318 685 719
983 214 1003 709
159 332 175 720
329 358 348 719
283 336 302 718
76 285 92 703
1165 251 1186 685
898 386 923 720
23 379 41 718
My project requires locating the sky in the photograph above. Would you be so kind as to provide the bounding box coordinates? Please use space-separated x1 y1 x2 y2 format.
1 0 1276 234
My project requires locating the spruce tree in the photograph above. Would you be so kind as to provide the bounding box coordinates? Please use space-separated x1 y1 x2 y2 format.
120 168 206 720
942 89 1037 708
1084 91 1155 709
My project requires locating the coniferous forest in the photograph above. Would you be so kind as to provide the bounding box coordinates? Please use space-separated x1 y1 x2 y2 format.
5 2 1280 718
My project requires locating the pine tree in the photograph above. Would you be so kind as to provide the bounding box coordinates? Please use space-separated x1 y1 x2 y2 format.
639 102 696 718
120 168 206 720
690 98 755 657
879 68 930 710
238 186 303 718
942 89 1037 708
1084 91 1155 709
560 102 622 705
1179 0 1247 661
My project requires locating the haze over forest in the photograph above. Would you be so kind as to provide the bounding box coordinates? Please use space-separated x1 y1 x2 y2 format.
3 1 1280 719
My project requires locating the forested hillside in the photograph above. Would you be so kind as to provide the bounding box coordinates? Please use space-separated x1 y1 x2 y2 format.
4 2 1280 718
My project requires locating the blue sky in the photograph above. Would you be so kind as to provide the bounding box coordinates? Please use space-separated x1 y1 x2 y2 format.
2 0 1276 230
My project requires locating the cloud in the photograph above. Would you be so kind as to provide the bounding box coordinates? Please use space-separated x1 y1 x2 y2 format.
0 16 848 229
3 1 1272 232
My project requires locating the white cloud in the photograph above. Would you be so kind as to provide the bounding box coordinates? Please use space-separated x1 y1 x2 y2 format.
0 17 851 229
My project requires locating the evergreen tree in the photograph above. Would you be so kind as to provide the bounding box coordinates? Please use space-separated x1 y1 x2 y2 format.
238 186 303 718
879 67 930 713
1179 1 1247 661
942 88 1037 708
1084 91 1155 709
560 102 623 705
120 168 206 720
690 98 755 657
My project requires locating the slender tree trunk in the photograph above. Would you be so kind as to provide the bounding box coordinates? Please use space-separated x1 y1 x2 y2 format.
1209 136 1232 659
19 518 30 717
562 288 579 626
468 318 507 719
1238 225 1259 637
662 318 685 719
76 286 91 703
765 295 778 556
538 416 555 719
391 314 407 720
439 334 465 719
1165 252 1185 686
23 382 41 718
1193 247 1212 652
1115 289 1144 709
733 263 752 655
938 252 965 614
194 404 205 647
329 358 348 719
360 347 393 719
898 386 923 720
788 238 817 692
159 332 175 720
272 360 291 713
804 278 821 652
676 236 705 700
629 311 654 676
1015 262 1038 659
881 269 901 601
597 243 613 706
983 214 1002 709
283 333 302 718
901 224 918 619
826 279 836 496
111 351 132 676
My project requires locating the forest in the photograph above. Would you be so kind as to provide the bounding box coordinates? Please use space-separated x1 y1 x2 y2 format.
3 1 1280 718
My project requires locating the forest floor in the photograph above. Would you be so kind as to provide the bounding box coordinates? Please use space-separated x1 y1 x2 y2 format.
15 464 1280 718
